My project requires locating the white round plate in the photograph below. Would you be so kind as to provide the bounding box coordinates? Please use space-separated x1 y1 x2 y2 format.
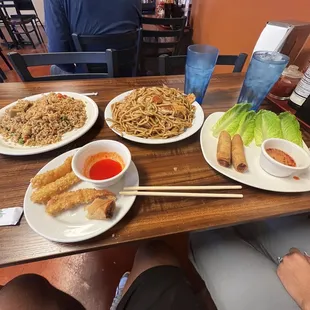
200 112 310 193
0 92 99 156
24 149 139 243
104 90 204 144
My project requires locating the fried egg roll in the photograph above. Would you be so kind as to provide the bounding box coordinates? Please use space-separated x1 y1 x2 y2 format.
232 134 248 173
217 131 231 167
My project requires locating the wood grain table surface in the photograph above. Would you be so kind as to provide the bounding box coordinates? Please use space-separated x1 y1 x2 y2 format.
0 73 310 267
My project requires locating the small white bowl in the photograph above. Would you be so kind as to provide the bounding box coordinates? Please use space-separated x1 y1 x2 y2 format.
260 138 310 178
72 140 131 189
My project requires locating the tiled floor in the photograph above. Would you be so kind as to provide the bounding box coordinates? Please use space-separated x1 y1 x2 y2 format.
0 27 216 309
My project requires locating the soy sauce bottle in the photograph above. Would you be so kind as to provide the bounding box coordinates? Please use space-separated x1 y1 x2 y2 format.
295 94 310 125
288 66 310 110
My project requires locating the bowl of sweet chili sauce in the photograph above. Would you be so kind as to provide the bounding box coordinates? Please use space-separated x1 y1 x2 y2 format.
72 140 131 189
260 138 310 178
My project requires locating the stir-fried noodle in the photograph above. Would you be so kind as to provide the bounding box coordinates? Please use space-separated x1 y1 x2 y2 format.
108 86 196 139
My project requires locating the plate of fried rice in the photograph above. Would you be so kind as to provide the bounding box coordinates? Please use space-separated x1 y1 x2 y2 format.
0 92 99 155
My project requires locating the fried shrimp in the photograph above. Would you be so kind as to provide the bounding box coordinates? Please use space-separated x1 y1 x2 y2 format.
31 172 80 204
46 189 115 216
31 156 73 189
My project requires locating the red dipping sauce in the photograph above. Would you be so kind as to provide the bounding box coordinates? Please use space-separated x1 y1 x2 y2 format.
89 159 123 180
89 159 122 180
84 152 125 181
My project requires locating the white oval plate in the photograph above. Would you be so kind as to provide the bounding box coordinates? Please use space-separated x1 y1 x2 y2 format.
200 112 310 193
0 92 99 156
104 90 204 144
24 149 139 243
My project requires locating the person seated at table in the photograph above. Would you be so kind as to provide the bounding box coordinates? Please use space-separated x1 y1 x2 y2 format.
190 214 310 310
44 0 141 75
0 241 204 310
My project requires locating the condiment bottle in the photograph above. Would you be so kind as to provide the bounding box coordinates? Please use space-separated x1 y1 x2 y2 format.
269 65 303 100
295 94 310 125
288 66 310 110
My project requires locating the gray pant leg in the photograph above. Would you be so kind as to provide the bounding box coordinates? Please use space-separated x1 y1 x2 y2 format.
189 228 299 310
50 65 73 76
237 215 310 263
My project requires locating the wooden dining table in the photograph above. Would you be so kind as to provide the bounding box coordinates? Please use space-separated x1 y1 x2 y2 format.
0 73 310 267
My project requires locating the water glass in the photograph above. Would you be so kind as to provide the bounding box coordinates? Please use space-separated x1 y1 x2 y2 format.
185 45 219 104
237 51 290 110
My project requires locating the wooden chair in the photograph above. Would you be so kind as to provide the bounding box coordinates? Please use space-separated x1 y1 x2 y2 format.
72 28 142 77
142 2 156 14
7 51 120 81
10 0 45 43
141 16 187 74
159 53 248 75
0 0 41 48
142 16 187 56
0 67 6 82
0 47 13 70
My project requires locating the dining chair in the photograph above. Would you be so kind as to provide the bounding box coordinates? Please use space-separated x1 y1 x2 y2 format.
0 0 41 48
0 67 5 82
158 53 248 75
7 51 120 81
141 16 187 75
142 2 156 14
0 3 20 48
0 46 13 70
72 28 142 77
10 0 45 43
142 16 187 56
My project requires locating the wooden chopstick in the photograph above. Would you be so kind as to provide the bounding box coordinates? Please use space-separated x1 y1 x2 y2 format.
119 191 243 199
123 185 242 191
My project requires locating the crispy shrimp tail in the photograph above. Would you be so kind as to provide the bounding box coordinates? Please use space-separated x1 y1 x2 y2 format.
31 171 80 204
31 156 73 189
46 189 115 216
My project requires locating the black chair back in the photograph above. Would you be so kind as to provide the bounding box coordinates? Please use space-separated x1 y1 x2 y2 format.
0 67 5 82
13 0 35 12
142 2 156 14
142 16 186 55
8 51 118 82
159 53 248 75
72 28 142 77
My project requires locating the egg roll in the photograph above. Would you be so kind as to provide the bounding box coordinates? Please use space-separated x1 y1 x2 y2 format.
232 134 248 173
217 131 232 167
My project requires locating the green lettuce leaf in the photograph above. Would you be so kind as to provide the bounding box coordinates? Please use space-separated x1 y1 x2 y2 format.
279 112 303 147
236 111 256 146
254 110 282 146
212 103 252 137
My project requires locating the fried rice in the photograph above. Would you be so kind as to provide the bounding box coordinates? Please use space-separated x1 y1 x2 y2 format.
0 93 87 146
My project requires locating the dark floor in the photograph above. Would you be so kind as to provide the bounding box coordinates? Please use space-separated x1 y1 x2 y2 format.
0 27 216 309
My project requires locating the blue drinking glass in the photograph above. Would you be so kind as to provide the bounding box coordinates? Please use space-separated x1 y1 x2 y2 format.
185 44 219 104
237 51 289 111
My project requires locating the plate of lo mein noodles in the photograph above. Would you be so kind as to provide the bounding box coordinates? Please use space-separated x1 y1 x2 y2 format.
104 86 204 144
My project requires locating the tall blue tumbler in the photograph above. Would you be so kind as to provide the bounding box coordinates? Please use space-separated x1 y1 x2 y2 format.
185 45 219 104
237 51 289 111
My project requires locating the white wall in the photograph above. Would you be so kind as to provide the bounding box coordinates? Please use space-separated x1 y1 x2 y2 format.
32 0 44 23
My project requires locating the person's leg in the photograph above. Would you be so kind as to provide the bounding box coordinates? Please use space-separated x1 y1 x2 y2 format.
116 240 204 310
237 214 310 263
50 65 73 76
122 240 180 295
190 228 299 310
0 274 85 310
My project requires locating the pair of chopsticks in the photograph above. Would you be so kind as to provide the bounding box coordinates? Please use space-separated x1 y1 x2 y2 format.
119 186 243 199
80 92 98 96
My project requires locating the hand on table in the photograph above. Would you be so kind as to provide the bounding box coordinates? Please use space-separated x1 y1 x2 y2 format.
277 249 310 310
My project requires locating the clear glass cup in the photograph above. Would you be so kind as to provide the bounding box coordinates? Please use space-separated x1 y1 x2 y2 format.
185 44 219 104
237 51 290 110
